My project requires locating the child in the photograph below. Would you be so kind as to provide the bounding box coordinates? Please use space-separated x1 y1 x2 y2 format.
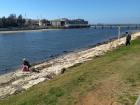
22 58 31 72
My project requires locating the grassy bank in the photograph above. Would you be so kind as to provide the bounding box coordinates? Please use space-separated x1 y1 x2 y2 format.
0 37 140 105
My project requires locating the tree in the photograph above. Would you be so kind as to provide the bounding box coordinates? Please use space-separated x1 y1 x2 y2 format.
7 14 17 27
1 16 7 27
17 15 25 27
0 18 2 28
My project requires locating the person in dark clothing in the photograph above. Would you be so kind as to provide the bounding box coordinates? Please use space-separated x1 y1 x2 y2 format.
22 58 31 69
125 32 131 46
22 58 31 71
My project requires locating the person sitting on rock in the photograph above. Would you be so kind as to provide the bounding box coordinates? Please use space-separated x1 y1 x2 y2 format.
22 58 31 72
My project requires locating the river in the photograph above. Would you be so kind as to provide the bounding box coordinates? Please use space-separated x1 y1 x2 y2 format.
0 27 139 74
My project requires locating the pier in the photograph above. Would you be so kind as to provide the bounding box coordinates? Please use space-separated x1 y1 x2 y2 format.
90 24 140 29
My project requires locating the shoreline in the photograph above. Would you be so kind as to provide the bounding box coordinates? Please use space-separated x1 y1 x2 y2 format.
0 27 91 34
0 31 140 99
0 28 60 34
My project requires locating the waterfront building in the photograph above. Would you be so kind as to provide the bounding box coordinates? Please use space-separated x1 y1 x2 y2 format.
39 19 51 27
65 19 89 28
24 18 89 28
50 18 89 28
39 20 43 26
50 18 68 27
25 19 39 27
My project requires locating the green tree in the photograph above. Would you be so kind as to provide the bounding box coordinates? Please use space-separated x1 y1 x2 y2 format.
0 18 2 28
17 15 25 27
7 14 17 27
1 16 7 27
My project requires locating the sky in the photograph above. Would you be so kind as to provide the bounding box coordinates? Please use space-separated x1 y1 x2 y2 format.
0 0 140 24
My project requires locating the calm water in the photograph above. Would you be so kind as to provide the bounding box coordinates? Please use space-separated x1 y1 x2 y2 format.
0 27 139 74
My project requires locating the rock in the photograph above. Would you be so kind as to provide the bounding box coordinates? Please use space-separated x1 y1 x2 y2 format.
22 77 46 90
61 68 66 74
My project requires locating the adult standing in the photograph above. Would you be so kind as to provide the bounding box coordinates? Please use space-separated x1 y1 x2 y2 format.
125 32 131 46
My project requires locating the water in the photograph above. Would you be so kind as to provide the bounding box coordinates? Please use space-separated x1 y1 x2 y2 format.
0 27 139 74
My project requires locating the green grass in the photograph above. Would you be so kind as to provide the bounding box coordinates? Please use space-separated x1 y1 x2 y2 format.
0 37 140 105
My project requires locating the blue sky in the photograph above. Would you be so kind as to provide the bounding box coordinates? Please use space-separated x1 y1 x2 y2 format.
0 0 140 24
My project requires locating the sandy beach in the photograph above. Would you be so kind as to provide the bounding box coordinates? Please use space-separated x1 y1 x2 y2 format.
0 31 140 99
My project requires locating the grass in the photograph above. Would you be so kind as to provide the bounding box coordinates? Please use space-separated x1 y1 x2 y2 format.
0 37 140 105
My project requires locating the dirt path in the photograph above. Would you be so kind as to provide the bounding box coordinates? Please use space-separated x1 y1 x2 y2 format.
76 74 124 105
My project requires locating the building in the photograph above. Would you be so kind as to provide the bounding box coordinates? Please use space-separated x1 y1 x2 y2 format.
65 19 89 28
25 19 39 27
50 18 68 27
39 19 51 27
24 18 89 28
50 18 89 28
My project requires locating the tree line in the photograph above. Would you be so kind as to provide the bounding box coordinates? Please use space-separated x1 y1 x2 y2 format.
0 14 26 28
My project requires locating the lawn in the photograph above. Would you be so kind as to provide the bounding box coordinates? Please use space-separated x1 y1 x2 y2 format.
0 37 140 105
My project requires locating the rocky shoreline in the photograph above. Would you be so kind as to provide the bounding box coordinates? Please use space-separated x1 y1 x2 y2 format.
0 32 140 99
